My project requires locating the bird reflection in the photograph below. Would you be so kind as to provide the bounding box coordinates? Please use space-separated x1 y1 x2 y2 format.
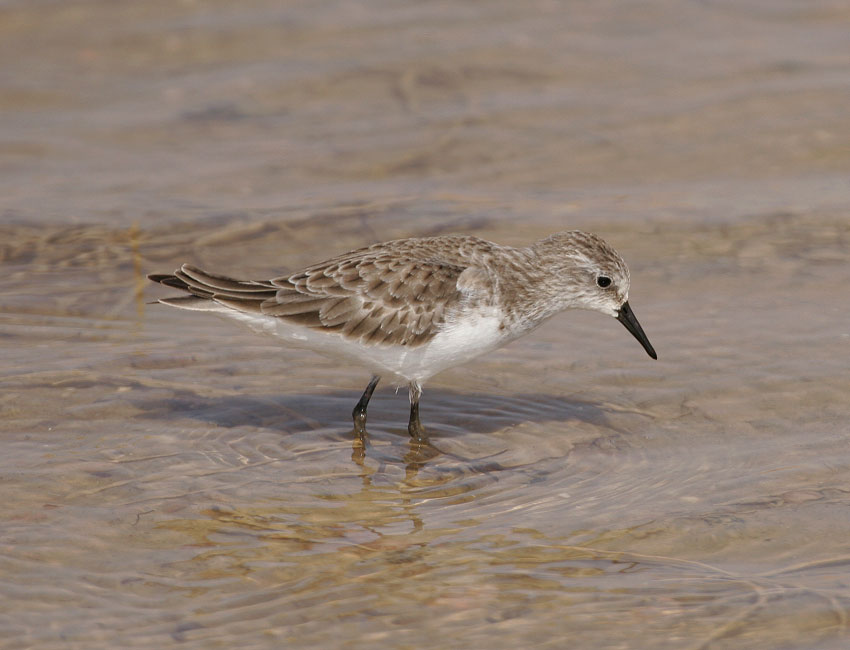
403 441 442 482
350 427 441 482
350 424 509 487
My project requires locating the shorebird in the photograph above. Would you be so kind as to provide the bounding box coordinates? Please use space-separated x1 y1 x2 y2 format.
149 231 656 442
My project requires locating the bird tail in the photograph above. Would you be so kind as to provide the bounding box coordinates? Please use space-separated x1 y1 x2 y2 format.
148 264 276 312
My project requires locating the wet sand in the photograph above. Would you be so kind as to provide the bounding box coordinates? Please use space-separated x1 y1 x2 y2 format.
2 1 850 648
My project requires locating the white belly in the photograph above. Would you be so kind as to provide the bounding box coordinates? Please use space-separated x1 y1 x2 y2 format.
213 304 511 385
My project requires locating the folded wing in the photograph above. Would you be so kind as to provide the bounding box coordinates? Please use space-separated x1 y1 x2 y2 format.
150 250 471 347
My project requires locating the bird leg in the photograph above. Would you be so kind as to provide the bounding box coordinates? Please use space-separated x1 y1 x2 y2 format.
352 375 380 434
407 381 428 443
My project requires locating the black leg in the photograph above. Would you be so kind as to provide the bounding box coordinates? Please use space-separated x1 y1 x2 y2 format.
352 375 380 433
407 381 428 443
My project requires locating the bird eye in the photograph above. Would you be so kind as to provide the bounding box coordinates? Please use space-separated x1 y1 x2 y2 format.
596 276 612 288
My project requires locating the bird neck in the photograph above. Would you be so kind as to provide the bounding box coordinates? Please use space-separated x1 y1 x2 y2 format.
495 245 572 330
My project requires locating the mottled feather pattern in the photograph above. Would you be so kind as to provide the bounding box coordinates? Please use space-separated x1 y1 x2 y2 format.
269 243 477 346
149 231 656 438
155 236 512 348
150 232 636 347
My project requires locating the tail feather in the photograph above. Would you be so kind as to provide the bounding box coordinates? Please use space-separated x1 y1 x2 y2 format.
158 295 225 311
148 264 276 311
148 273 207 295
179 264 275 293
214 297 266 314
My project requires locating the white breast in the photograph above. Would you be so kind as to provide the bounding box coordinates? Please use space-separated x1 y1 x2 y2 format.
199 302 513 386
407 305 508 381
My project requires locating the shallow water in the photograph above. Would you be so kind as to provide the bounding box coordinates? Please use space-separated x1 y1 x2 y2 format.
2 1 850 648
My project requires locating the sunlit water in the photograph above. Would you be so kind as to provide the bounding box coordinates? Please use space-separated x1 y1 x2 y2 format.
2 1 850 649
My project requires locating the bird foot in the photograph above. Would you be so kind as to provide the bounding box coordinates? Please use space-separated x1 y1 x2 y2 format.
407 421 429 444
352 408 368 435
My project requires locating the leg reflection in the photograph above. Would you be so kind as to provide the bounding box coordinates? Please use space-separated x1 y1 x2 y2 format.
403 438 442 482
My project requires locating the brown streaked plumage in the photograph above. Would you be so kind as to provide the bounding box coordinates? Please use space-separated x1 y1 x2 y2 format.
149 231 656 442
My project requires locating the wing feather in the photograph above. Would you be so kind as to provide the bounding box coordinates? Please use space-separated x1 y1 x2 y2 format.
259 248 474 346
151 236 500 348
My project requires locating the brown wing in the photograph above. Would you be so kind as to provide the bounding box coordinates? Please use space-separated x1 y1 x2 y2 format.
150 251 469 347
266 251 467 347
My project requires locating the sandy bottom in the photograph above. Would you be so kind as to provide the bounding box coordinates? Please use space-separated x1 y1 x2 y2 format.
2 1 850 648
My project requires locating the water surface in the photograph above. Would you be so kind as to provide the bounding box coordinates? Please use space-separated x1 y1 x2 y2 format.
2 1 850 648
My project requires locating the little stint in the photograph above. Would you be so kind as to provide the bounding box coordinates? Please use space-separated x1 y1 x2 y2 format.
149 231 656 441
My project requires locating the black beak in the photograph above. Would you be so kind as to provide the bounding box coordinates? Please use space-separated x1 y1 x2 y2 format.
616 301 657 360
